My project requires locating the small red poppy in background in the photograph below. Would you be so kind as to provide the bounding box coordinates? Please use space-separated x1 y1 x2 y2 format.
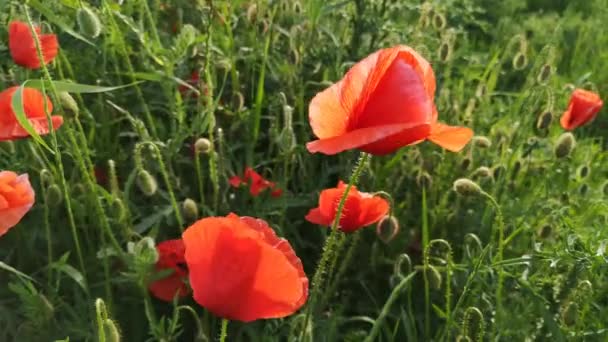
560 88 603 130
149 239 190 302
305 181 389 233
0 171 35 237
0 86 63 141
9 21 59 69
306 45 473 155
229 167 282 197
179 71 208 98
182 213 308 322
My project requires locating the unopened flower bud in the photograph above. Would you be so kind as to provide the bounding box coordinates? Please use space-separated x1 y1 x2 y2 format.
195 138 212 154
576 165 589 179
460 157 471 171
537 64 553 84
182 198 199 222
425 265 442 290
103 319 121 342
453 178 482 196
438 42 452 62
554 132 576 159
537 224 552 239
512 52 528 70
472 136 491 148
561 302 578 327
416 172 433 188
376 215 400 244
136 169 158 196
432 12 446 30
472 166 492 179
58 92 79 118
578 183 589 196
77 6 103 39
45 184 63 206
536 111 552 130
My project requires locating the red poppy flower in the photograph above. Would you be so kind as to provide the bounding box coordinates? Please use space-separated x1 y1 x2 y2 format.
560 88 603 130
229 167 282 197
305 181 389 233
179 71 207 98
306 45 473 155
0 171 35 237
0 86 64 141
182 213 308 322
9 21 59 69
149 239 190 302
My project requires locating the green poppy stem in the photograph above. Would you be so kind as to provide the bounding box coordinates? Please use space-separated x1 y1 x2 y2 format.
219 319 229 342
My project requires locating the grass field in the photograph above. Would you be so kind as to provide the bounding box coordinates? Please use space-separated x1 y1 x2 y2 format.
0 0 607 341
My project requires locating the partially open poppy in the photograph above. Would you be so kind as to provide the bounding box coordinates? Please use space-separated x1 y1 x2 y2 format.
148 239 189 302
560 89 603 130
306 45 473 155
9 21 59 69
305 181 389 233
0 86 64 141
0 171 35 237
229 167 282 197
182 213 308 322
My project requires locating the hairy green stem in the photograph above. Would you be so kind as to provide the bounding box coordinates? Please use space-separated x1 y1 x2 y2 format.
482 192 505 329
219 319 228 342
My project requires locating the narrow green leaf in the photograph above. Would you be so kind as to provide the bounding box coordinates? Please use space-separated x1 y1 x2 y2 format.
11 84 54 153
28 0 96 47
0 261 35 282
51 260 88 293
26 80 145 94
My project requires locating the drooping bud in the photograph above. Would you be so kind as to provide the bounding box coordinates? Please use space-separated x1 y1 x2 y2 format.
438 41 452 62
472 136 491 148
182 198 199 222
537 224 552 239
578 183 589 196
512 52 528 70
110 198 127 222
58 92 79 118
77 6 103 39
536 111 552 130
602 181 608 197
537 64 553 84
194 138 212 154
453 178 482 196
424 265 442 290
376 215 400 244
136 169 158 196
45 184 63 206
460 157 471 171
554 132 576 159
103 319 121 342
472 166 492 179
492 165 506 180
576 165 590 179
432 12 446 30
560 302 578 327
246 3 258 23
416 171 433 188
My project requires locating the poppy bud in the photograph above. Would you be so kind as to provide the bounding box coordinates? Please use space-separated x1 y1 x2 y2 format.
182 198 199 222
472 136 491 148
231 91 244 112
136 169 158 197
376 215 400 244
45 184 63 206
576 165 589 179
475 84 486 98
536 111 552 130
128 237 158 266
194 138 212 154
103 319 121 342
246 4 257 23
416 172 433 188
110 198 126 222
602 181 608 197
456 336 472 342
511 160 522 179
215 59 232 72
438 42 452 62
554 132 576 159
432 12 446 30
512 52 528 70
424 265 442 290
561 302 578 327
537 224 552 239
293 1 303 14
58 92 79 118
472 166 492 179
453 178 482 196
460 157 471 171
40 169 54 188
492 165 506 180
578 183 589 196
537 64 552 84
77 7 103 39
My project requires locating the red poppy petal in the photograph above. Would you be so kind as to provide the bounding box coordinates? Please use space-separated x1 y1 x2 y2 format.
9 116 64 139
229 175 244 187
357 196 390 228
427 122 474 152
149 273 188 302
307 123 430 155
560 89 603 130
305 208 331 226
40 34 59 65
0 203 34 237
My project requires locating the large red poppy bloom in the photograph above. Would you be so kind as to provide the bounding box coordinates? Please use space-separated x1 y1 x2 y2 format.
148 239 190 302
306 45 473 155
0 86 64 141
0 171 35 237
182 213 308 322
560 88 603 130
9 21 59 69
229 167 282 197
305 181 389 233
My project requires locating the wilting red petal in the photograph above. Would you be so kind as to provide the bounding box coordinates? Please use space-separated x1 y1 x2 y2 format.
229 175 244 187
0 171 35 237
9 21 58 70
307 45 470 155
0 86 63 141
427 122 474 152
230 167 281 197
149 239 189 302
306 181 390 233
560 89 603 130
183 214 308 322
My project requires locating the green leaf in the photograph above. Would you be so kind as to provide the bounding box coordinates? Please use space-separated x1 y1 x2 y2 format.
28 0 96 47
11 83 54 153
0 261 35 282
50 257 88 293
26 80 145 94
134 205 174 234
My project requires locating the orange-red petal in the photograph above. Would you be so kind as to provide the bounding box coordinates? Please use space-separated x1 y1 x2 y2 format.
9 21 59 70
0 171 35 237
427 122 474 152
560 89 603 130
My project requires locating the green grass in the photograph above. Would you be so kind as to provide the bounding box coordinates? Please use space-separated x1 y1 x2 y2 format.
1 0 608 341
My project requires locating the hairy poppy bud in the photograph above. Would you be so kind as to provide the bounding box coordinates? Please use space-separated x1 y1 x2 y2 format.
537 64 552 84
561 302 578 327
472 166 492 179
576 165 589 179
77 7 103 39
472 136 491 148
602 181 608 197
416 171 433 188
511 160 522 179
453 178 482 196
58 92 79 118
45 184 63 206
432 12 446 30
460 157 471 171
512 52 528 70
456 336 472 342
438 42 452 62
182 198 199 222
578 183 589 196
246 4 258 23
136 169 158 196
110 198 126 222
537 224 552 239
128 236 158 266
194 138 212 154
425 265 442 290
492 165 506 179
554 132 576 159
536 111 552 131
376 215 400 244
103 319 121 342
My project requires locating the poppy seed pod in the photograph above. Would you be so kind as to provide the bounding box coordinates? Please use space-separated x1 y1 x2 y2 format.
453 178 482 196
195 138 212 154
182 198 199 222
77 7 103 38
58 92 79 118
554 132 576 159
536 111 552 130
102 319 121 342
424 265 442 289
136 169 158 196
45 184 63 206
376 215 400 244
472 136 491 148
